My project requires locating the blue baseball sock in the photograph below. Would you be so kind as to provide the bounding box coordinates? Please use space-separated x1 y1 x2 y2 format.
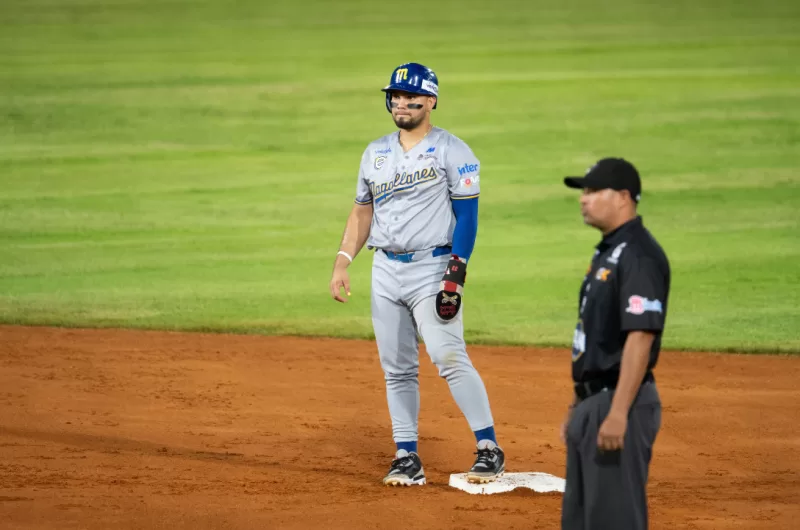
473 426 497 444
396 441 417 454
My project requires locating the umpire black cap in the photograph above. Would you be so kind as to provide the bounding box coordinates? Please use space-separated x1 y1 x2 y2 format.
564 158 641 203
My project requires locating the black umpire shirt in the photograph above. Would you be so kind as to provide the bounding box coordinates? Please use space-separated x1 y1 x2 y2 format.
571 216 671 384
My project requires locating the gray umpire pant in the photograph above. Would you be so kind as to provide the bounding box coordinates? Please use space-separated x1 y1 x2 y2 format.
561 382 661 530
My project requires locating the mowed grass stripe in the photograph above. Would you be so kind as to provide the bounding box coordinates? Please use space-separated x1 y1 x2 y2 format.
1 0 798 351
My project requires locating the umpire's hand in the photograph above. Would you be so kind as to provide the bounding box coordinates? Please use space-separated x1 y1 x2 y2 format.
560 405 574 445
597 409 627 451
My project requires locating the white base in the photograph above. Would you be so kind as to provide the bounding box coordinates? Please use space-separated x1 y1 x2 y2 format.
448 472 566 495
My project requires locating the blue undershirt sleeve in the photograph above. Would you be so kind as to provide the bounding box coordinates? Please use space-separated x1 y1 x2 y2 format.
451 197 479 261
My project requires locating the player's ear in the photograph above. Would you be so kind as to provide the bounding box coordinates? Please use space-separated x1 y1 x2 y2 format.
618 189 633 208
427 96 437 111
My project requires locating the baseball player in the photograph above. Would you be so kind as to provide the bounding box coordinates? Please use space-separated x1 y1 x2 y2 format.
328 62 505 486
559 158 669 529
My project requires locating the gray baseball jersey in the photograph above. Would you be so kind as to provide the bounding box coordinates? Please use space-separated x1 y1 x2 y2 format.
354 127 481 253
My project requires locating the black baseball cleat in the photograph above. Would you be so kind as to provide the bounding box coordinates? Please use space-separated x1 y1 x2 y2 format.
467 440 505 484
383 449 426 486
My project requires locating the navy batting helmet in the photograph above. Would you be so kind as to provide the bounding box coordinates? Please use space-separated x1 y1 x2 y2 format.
381 62 439 113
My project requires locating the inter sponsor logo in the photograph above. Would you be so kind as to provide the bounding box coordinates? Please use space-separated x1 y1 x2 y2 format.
457 163 479 176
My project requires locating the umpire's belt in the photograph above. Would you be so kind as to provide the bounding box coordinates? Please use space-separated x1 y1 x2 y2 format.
574 372 655 401
382 246 451 263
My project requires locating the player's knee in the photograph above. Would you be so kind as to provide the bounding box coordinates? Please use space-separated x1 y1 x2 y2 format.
384 369 418 382
429 349 471 375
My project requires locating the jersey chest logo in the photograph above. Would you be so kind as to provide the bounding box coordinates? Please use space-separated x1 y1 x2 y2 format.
370 167 439 206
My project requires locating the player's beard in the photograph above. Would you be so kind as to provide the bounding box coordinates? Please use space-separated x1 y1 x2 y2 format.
393 113 425 131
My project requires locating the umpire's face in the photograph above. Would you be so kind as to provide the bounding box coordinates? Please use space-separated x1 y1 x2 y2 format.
580 187 631 232
390 91 435 130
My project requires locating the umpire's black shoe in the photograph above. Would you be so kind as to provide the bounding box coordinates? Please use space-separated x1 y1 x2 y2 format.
383 449 426 486
467 440 505 484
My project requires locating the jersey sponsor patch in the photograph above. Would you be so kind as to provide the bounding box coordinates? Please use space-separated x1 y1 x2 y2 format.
625 295 663 315
595 267 611 281
421 79 439 95
459 174 480 188
457 163 479 176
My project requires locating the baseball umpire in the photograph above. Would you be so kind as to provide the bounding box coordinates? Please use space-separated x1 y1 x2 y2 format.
559 158 670 529
328 63 505 486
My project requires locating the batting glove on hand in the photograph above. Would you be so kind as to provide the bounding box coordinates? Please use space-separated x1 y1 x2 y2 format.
435 255 467 321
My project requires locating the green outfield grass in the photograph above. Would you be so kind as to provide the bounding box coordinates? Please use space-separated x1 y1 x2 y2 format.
2 0 799 352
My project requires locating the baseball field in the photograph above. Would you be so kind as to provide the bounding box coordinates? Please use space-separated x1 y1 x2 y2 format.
1 0 799 528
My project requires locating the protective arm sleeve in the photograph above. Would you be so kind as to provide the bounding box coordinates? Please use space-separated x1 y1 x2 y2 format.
451 197 478 261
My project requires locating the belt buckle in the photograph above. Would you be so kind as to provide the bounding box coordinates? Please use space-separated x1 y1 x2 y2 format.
385 249 415 262
575 380 606 401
